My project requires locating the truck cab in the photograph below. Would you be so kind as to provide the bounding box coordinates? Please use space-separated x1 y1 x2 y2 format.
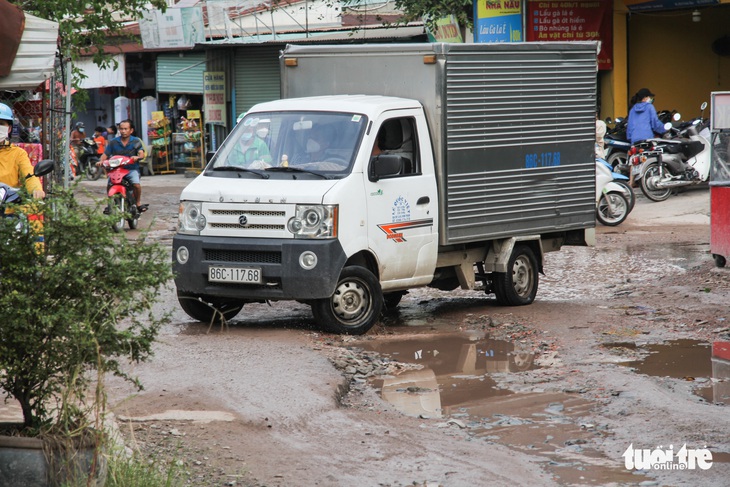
174 96 439 334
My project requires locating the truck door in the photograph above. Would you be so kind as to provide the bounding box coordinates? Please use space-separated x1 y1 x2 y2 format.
365 114 439 287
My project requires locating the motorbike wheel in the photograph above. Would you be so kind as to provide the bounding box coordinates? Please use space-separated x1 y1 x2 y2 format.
311 266 383 335
127 196 139 230
713 254 727 268
177 291 244 323
596 191 630 226
611 180 635 212
607 151 628 174
87 160 102 181
640 163 672 202
110 197 125 233
493 244 539 306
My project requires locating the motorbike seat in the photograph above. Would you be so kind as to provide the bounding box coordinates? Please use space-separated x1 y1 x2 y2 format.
679 140 704 160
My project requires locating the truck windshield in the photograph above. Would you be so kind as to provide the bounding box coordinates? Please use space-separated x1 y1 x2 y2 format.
209 111 368 177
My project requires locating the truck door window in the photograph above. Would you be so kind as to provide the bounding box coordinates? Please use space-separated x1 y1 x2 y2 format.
372 117 419 177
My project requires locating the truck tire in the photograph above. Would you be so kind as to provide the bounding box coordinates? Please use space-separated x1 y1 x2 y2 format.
177 292 244 323
493 244 538 306
312 266 383 335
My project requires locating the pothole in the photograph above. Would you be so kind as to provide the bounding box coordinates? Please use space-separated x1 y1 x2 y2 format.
348 331 645 485
605 339 730 405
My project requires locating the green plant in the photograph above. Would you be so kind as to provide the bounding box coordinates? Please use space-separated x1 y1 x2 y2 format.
103 449 184 487
0 187 172 436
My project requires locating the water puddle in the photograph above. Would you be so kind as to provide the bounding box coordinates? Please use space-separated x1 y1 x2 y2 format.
351 332 643 485
607 340 730 405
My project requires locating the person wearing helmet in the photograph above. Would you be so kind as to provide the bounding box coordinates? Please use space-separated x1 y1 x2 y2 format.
71 121 85 151
0 103 44 199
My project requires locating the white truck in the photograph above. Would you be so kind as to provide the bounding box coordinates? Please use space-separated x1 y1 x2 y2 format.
173 42 597 334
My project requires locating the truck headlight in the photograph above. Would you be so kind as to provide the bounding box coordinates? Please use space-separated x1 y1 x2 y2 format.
287 205 337 239
178 201 206 235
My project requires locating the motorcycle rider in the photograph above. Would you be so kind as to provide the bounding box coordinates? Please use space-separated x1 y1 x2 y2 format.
627 88 667 185
98 119 146 211
0 103 45 199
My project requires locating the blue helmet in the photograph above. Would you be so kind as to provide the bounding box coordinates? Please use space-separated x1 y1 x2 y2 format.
0 103 13 122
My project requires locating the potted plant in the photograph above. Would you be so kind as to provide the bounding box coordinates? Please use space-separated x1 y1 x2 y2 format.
0 178 172 486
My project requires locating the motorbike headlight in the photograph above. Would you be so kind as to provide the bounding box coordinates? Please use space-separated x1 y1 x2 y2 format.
178 201 206 235
287 205 337 239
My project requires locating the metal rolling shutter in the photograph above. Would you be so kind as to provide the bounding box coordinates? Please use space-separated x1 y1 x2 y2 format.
156 52 206 94
234 46 281 118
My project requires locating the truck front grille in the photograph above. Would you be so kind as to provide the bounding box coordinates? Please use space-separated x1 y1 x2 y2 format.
204 249 282 264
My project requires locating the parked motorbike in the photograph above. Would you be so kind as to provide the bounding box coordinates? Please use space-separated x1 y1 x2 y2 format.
629 104 710 202
598 157 635 212
605 110 679 178
77 137 103 180
595 159 632 226
101 155 146 232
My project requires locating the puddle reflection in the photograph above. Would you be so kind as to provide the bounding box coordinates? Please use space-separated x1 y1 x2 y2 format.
353 332 642 485
353 331 537 418
609 340 730 405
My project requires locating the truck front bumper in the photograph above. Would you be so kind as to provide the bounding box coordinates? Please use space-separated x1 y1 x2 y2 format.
173 235 347 301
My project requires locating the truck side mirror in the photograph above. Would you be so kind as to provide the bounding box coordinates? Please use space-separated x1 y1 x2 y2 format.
368 154 402 182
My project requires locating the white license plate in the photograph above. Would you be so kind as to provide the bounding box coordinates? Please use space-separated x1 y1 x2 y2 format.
208 266 262 284
632 165 641 176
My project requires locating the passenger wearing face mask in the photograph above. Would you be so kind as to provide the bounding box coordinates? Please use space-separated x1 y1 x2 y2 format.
0 103 44 199
232 120 272 167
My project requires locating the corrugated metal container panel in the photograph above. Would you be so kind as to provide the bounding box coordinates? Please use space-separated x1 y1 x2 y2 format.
442 44 597 244
234 46 282 117
156 52 206 94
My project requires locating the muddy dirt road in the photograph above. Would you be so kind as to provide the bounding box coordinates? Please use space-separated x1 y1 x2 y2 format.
17 176 730 486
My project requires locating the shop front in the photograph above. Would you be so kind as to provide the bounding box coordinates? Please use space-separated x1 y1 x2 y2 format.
155 51 206 174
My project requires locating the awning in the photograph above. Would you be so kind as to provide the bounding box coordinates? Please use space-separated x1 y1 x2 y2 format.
76 54 126 89
0 13 58 90
202 25 426 45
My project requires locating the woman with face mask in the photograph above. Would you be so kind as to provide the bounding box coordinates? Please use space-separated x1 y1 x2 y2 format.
0 103 44 199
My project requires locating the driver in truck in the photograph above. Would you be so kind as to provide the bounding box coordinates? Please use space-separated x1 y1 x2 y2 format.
293 124 333 165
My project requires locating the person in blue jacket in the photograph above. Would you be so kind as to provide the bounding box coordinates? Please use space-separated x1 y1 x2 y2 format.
627 88 666 144
626 88 667 186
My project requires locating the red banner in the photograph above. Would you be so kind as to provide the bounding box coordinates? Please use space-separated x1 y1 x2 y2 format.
526 0 613 70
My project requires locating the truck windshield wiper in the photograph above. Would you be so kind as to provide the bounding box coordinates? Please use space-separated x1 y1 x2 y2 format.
265 166 331 179
211 166 269 179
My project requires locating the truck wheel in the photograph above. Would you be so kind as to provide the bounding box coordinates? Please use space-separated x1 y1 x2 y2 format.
177 292 244 323
312 266 383 335
493 245 538 306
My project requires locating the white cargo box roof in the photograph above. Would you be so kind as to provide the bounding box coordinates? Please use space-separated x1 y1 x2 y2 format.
248 94 421 118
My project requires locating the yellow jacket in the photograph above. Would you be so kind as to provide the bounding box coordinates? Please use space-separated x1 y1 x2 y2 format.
0 144 42 195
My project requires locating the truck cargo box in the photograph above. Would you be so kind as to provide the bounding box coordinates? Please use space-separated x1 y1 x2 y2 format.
281 43 597 245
